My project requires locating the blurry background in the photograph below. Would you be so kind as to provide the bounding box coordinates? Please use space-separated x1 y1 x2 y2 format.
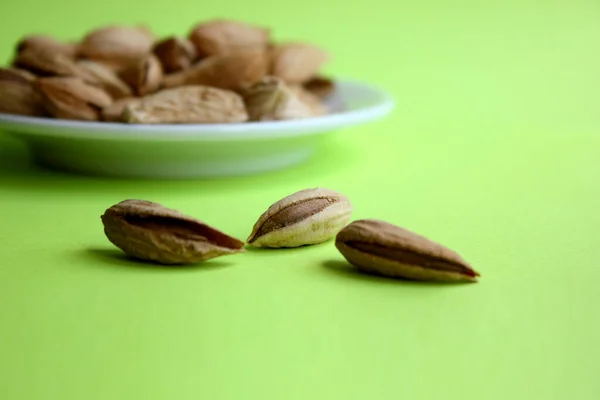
1 0 599 134
1 1 599 400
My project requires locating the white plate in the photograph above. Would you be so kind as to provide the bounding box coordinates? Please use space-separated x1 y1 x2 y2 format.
0 80 394 178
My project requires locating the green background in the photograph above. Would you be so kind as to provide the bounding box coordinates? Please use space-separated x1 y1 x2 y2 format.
1 1 599 399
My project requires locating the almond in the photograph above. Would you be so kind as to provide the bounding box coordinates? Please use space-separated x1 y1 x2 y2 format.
14 46 89 78
271 42 329 84
0 68 45 116
78 25 155 72
101 199 246 265
77 60 133 99
0 67 36 82
247 188 353 248
335 219 480 282
162 49 268 91
36 77 112 121
120 54 163 96
16 35 77 58
189 19 270 56
153 36 198 73
123 85 248 124
242 76 325 121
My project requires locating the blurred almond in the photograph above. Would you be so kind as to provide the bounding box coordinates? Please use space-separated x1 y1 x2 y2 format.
0 68 45 116
0 67 36 82
14 46 90 78
242 76 324 121
272 42 329 84
162 49 268 91
303 76 335 99
189 19 269 56
36 77 112 121
153 36 198 73
77 60 133 99
78 25 155 72
101 97 136 122
289 85 327 115
123 86 248 124
17 35 77 58
120 54 163 96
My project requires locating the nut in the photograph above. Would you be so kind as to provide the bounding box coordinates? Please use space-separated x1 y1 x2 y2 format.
78 25 155 72
13 45 89 78
16 34 77 58
153 36 198 73
77 60 133 99
120 54 163 96
101 199 246 265
162 49 269 91
247 188 353 248
189 19 270 56
271 42 329 84
0 67 36 82
35 77 112 121
0 68 45 116
242 76 325 121
123 85 248 124
335 219 480 282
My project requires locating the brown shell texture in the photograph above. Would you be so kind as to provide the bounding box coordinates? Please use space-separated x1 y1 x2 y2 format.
271 42 329 84
335 219 480 282
0 68 45 116
76 60 133 99
242 76 324 121
189 19 270 56
16 35 77 58
120 54 163 96
35 77 113 121
153 37 198 73
78 25 155 72
123 85 248 124
246 187 353 248
162 49 269 92
101 199 246 265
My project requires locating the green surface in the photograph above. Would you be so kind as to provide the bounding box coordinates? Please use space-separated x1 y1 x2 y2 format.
1 1 599 399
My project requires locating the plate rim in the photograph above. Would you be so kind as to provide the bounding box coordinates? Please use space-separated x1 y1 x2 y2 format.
0 80 395 141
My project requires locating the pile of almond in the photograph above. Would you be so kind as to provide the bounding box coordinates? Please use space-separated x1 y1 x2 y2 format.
0 20 335 124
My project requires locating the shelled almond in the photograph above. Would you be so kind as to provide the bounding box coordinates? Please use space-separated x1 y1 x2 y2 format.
0 19 336 124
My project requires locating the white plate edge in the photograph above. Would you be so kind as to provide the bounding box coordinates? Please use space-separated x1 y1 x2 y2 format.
0 80 396 141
